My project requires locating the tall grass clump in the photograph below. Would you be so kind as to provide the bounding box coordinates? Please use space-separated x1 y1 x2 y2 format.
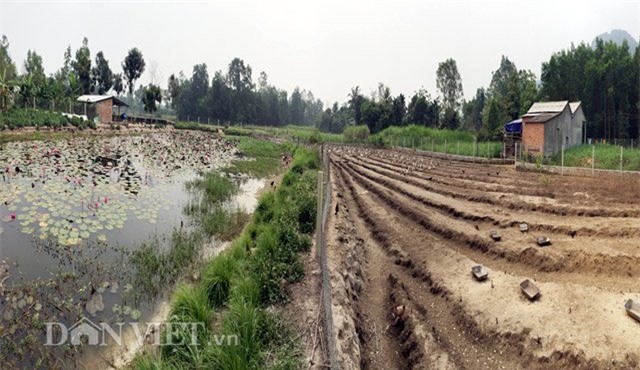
160 285 212 366
201 253 241 308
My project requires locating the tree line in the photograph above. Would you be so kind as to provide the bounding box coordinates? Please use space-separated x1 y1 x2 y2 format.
0 36 151 113
166 59 324 125
1 34 638 141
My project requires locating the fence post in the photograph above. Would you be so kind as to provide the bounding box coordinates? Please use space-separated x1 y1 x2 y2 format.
620 146 623 175
431 139 434 152
592 145 595 175
316 171 324 258
474 137 477 157
421 137 424 150
457 141 460 155
561 144 564 175
514 142 518 170
412 137 415 148
486 142 489 159
444 140 447 153
404 137 406 147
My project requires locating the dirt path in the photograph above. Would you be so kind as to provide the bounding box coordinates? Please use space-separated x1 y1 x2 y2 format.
326 146 640 370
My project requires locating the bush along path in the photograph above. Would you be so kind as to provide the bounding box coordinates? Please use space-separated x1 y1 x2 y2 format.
132 145 320 370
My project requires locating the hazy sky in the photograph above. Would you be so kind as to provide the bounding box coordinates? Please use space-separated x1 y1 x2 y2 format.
1 0 639 105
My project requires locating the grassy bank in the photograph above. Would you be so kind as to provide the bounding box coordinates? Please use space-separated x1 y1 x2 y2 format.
175 122 506 158
223 137 286 178
174 121 223 132
548 143 640 171
132 144 319 369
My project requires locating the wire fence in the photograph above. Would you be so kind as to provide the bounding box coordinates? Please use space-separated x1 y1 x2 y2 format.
389 136 505 159
317 145 339 370
515 142 640 175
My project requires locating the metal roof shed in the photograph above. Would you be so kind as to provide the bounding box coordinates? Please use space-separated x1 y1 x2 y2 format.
76 95 129 123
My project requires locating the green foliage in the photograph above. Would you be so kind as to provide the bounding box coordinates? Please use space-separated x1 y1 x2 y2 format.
0 108 93 130
535 152 545 172
170 285 213 325
71 37 92 94
549 143 640 171
480 56 538 140
0 35 17 85
202 208 250 240
541 40 638 140
129 231 201 304
123 47 146 95
132 143 317 370
371 124 503 157
223 137 284 177
224 157 281 178
201 253 240 308
236 137 282 158
187 172 237 205
91 51 113 94
343 125 370 142
23 50 46 89
174 121 219 132
160 286 212 367
142 84 162 113
436 58 464 114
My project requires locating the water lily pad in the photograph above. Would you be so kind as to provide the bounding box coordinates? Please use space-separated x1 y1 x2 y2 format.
130 309 142 320
86 294 104 316
97 234 107 242
21 227 34 235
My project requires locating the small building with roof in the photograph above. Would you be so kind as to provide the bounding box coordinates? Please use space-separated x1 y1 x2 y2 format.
76 95 129 124
522 100 585 157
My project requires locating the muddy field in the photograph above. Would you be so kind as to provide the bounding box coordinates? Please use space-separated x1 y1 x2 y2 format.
325 146 640 370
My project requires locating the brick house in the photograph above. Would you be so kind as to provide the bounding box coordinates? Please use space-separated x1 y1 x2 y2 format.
77 95 129 124
522 101 585 157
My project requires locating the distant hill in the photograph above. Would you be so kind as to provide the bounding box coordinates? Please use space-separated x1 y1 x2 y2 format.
592 29 638 51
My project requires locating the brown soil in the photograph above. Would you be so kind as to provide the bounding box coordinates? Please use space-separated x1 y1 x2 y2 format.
325 146 640 370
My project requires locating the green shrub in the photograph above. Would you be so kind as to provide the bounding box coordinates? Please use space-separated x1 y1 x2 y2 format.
343 125 370 142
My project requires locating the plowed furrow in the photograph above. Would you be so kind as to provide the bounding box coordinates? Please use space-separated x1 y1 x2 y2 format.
337 158 640 290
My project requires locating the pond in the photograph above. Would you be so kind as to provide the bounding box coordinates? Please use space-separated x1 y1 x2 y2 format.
0 131 260 369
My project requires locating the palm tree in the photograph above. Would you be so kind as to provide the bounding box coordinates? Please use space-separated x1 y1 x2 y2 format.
348 86 363 124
